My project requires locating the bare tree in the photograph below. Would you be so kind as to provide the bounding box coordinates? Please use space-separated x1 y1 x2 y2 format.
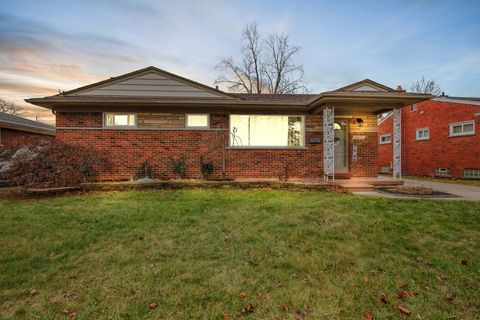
411 77 442 96
216 22 306 94
0 98 24 115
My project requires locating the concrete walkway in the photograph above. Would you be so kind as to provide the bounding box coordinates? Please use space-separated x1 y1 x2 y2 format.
354 177 480 201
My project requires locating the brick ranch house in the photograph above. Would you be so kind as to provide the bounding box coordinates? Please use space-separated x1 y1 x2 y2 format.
0 112 55 151
26 66 430 181
378 96 480 179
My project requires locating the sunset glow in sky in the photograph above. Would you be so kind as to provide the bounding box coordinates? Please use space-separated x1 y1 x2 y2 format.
1 0 479 124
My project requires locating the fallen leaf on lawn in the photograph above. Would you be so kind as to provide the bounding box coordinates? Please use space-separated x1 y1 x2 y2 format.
149 303 157 309
364 312 374 319
445 294 454 301
396 306 411 316
239 292 247 300
138 236 144 240
364 275 369 283
461 259 468 265
437 274 448 282
380 293 389 304
241 303 254 313
62 310 77 319
221 311 229 320
282 303 289 312
131 298 137 304
415 256 423 263
28 288 38 296
396 291 418 299
48 252 57 257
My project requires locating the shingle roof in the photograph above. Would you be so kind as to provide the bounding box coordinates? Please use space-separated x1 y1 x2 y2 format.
0 113 54 130
234 93 318 103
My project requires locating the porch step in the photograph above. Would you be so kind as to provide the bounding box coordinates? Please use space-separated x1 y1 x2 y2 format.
337 183 375 192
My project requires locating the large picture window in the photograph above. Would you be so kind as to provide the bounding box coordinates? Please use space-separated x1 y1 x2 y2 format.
104 113 136 128
230 115 304 147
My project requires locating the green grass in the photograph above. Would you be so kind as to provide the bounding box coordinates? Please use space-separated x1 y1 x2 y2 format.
1 189 479 319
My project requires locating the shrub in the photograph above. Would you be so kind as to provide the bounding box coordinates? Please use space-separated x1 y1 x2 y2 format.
171 156 187 179
200 156 214 180
9 140 109 188
134 160 153 180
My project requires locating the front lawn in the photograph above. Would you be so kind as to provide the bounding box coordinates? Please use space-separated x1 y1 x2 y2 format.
1 190 479 319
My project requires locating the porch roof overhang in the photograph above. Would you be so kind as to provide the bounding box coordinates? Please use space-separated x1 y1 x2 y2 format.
0 119 55 136
25 91 433 115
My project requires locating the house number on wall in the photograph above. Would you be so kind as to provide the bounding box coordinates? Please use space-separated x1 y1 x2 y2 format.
352 145 358 162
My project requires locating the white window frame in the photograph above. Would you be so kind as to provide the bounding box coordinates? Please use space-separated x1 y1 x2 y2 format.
229 114 306 149
411 103 417 112
185 113 210 129
415 128 430 141
379 134 392 144
103 113 137 128
435 168 451 177
449 120 475 137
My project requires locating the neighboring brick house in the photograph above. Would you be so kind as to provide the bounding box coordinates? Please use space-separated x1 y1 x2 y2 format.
378 97 480 179
0 112 55 150
26 66 430 181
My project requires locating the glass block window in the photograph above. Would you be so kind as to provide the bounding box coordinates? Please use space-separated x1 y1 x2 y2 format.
435 168 451 177
464 169 480 179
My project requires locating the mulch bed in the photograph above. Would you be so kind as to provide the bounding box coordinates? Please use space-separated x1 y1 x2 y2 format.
379 186 457 198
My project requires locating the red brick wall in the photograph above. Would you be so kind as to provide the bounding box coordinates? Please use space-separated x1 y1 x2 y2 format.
377 100 480 178
349 132 378 177
56 112 379 180
0 128 54 150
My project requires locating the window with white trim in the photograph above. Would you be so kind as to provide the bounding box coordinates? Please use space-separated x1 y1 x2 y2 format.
449 120 475 137
104 113 136 128
464 169 480 179
380 166 390 173
186 114 209 128
230 115 304 147
379 134 391 144
416 128 429 140
435 168 451 177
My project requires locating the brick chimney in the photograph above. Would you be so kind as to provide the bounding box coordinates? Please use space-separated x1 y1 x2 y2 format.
396 85 406 93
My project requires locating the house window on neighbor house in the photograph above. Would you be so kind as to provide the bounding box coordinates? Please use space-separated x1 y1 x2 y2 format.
416 128 430 140
229 115 304 147
104 113 136 128
379 134 391 144
185 114 209 128
449 120 475 137
411 103 417 112
435 168 451 177
464 169 480 179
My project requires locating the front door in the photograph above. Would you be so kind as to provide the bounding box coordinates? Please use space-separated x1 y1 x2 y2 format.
334 120 348 173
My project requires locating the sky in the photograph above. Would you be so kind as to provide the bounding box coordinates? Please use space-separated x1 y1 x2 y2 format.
1 0 479 124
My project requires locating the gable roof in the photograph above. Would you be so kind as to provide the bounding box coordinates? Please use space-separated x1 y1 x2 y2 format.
0 113 55 135
333 79 396 92
25 66 433 114
61 66 238 99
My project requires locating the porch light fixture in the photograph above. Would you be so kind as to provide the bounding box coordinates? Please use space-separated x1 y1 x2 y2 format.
356 118 364 127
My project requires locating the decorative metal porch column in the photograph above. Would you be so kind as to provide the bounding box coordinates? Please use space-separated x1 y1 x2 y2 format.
392 108 402 179
323 107 335 181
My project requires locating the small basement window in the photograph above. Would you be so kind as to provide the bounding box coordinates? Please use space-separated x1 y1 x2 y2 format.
435 168 451 177
449 120 475 137
464 168 480 179
104 113 136 128
416 128 429 140
186 114 209 128
380 166 390 173
379 134 391 144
